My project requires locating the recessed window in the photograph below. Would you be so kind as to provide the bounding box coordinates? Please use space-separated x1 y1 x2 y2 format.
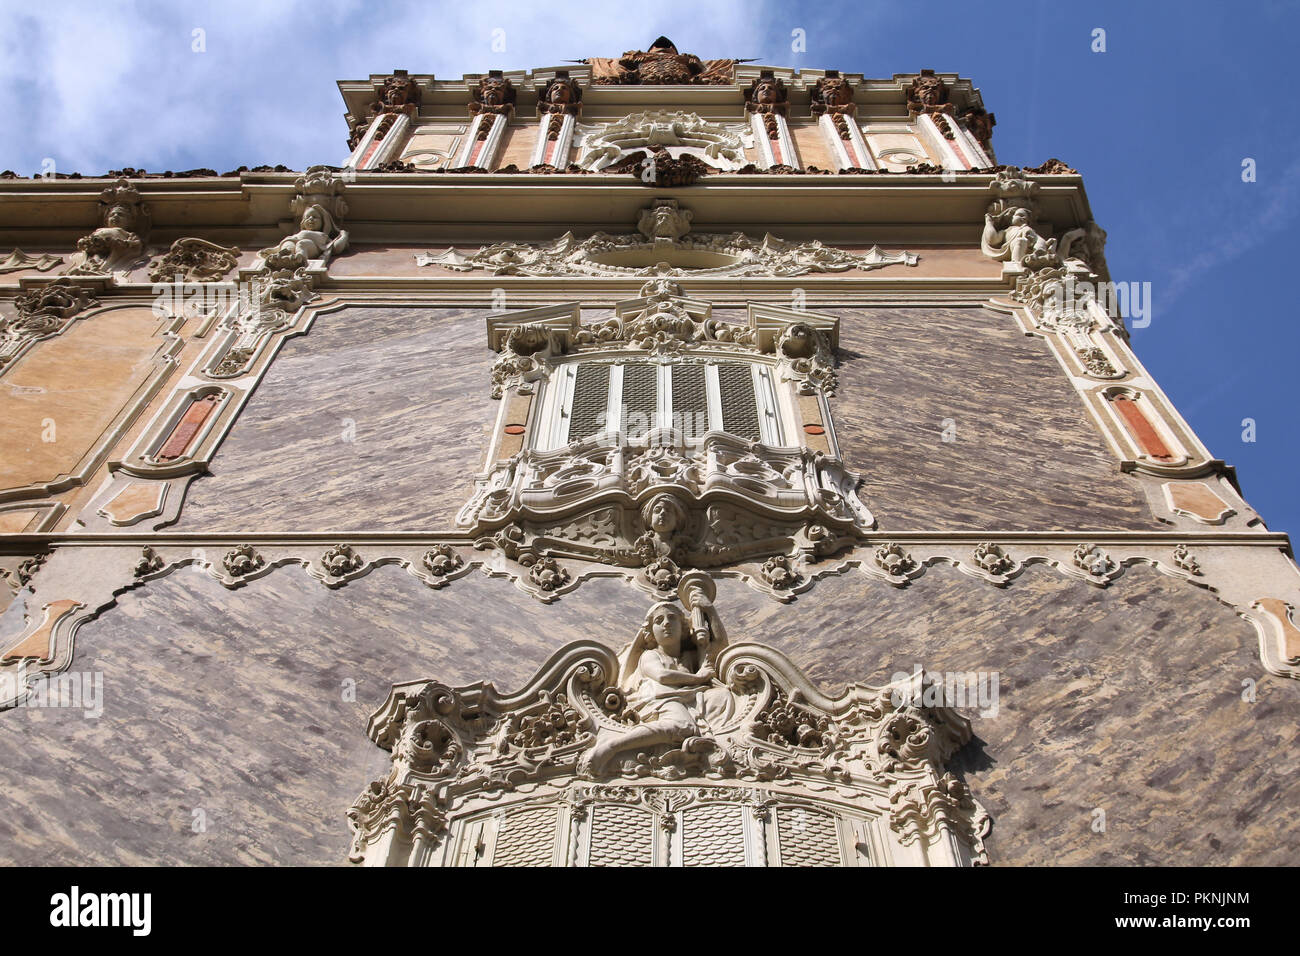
538 358 784 449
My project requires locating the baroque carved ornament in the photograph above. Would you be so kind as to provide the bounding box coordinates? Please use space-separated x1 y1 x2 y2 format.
0 279 100 374
461 279 874 584
348 580 988 867
585 37 735 86
198 167 341 377
418 198 917 279
64 179 150 277
148 238 240 283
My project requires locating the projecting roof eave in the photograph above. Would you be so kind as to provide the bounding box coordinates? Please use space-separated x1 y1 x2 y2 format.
0 171 1095 248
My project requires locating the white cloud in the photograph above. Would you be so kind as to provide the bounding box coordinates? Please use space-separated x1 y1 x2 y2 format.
0 0 782 175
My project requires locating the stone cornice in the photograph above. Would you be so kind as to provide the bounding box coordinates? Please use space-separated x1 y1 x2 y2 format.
0 531 1291 551
339 67 987 127
0 172 1094 248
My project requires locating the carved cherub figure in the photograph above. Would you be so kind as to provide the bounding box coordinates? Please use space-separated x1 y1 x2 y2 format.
261 204 348 269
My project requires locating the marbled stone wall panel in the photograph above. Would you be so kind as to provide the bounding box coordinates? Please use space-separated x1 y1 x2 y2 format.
173 306 493 532
0 567 650 866
710 565 1299 866
832 307 1158 530
0 563 1292 865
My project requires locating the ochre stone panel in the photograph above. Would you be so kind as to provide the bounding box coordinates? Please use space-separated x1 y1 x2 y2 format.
0 307 165 492
172 306 494 532
496 123 538 169
832 307 1158 530
790 122 836 169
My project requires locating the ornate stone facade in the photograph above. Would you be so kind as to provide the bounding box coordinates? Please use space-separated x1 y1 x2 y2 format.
0 45 1294 871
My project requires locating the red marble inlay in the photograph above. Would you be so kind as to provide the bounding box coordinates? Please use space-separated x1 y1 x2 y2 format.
1111 396 1174 460
504 424 526 435
803 424 825 435
157 395 221 461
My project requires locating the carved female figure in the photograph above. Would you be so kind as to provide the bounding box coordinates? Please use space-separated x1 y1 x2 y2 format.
634 493 690 563
583 601 734 774
982 206 1057 267
67 198 147 275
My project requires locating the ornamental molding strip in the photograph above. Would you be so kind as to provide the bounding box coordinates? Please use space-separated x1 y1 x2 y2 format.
0 249 63 275
347 581 989 867
416 198 919 279
4 535 1299 714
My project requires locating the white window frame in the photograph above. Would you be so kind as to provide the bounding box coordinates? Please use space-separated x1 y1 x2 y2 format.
537 357 787 450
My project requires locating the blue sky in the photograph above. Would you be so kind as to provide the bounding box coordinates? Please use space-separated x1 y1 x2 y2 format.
3 0 1296 534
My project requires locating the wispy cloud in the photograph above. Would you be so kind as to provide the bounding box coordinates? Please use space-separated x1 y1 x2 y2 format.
0 0 776 175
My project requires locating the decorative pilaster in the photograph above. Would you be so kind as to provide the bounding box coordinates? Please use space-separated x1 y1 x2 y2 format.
530 71 581 168
347 72 422 170
810 72 874 170
745 71 797 169
456 70 516 170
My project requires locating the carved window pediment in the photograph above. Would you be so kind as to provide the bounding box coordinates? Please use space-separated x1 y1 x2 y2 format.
348 590 989 867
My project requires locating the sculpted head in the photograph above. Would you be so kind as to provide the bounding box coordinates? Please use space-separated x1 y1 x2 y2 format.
642 601 687 657
643 494 688 536
504 324 549 356
546 78 575 105
381 76 418 110
300 205 325 232
477 73 513 108
911 72 947 108
779 322 818 359
820 75 852 108
104 203 136 230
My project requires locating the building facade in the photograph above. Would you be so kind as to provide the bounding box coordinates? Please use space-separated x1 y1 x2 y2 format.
0 39 1297 866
